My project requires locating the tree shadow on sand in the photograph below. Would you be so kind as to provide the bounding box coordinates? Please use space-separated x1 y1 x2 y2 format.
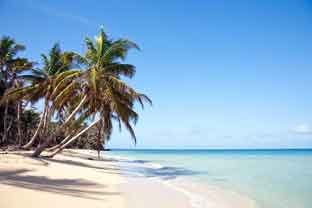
61 151 118 162
46 156 202 180
45 155 202 180
44 158 120 173
0 169 120 200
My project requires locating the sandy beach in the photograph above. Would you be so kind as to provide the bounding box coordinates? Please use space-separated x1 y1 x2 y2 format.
0 150 125 208
0 149 260 208
0 150 192 208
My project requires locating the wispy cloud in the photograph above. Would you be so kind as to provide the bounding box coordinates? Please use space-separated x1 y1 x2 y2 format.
40 7 91 25
291 124 312 135
24 0 94 26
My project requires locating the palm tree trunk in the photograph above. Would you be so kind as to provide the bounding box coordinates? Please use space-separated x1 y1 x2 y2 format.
97 119 104 159
42 105 51 135
31 138 51 157
40 95 87 153
46 119 100 158
22 114 44 149
2 101 9 144
12 78 23 146
63 95 87 125
22 103 48 149
46 134 72 151
17 101 22 146
40 95 87 152
31 97 91 158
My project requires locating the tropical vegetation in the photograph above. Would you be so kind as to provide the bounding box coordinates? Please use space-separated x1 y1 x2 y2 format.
0 29 151 158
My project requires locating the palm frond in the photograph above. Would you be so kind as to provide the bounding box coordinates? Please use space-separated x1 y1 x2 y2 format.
104 63 136 78
103 39 140 62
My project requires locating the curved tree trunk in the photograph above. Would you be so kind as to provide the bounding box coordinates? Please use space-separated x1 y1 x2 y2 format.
22 103 48 149
46 134 72 152
42 104 52 136
39 95 87 152
31 104 53 156
22 116 44 149
63 95 87 125
46 119 100 158
31 96 90 158
31 136 52 157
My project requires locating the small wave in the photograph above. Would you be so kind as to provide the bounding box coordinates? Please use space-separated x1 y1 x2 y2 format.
146 162 164 169
160 177 257 208
112 154 256 208
161 179 208 208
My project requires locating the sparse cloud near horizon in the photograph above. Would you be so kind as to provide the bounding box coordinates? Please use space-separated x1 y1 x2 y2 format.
291 124 312 135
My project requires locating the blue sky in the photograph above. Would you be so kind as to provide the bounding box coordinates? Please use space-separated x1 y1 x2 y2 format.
2 0 312 149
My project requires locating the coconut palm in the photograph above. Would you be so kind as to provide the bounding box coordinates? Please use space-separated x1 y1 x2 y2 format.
38 29 152 157
0 36 33 144
2 29 151 158
3 43 81 149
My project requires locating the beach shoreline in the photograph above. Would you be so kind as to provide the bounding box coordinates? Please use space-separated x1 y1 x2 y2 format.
112 152 257 208
0 149 257 208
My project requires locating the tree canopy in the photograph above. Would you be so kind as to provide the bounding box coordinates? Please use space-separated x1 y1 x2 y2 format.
0 29 151 157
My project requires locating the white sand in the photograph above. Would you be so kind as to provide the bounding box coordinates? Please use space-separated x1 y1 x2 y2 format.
0 150 191 208
0 150 125 208
0 150 257 208
121 177 191 208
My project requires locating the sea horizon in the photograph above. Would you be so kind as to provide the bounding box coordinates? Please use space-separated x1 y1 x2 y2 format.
111 147 312 151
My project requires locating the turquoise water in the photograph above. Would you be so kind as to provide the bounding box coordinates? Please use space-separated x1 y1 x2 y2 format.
108 149 312 208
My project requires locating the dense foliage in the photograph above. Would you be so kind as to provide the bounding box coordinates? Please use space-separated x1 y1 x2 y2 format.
0 29 151 157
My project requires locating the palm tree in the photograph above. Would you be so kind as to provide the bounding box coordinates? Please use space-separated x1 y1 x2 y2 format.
11 58 33 145
3 29 151 157
38 29 152 157
0 36 33 144
3 43 81 149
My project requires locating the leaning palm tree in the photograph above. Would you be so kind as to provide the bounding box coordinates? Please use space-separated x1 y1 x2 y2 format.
0 36 33 144
33 29 151 157
2 29 151 157
3 43 81 149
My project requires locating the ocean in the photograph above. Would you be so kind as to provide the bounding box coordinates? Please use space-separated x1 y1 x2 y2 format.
107 149 312 208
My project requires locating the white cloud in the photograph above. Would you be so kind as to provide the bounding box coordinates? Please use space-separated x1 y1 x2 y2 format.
291 124 312 135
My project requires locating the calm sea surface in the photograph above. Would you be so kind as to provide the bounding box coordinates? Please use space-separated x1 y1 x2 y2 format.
108 149 312 208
